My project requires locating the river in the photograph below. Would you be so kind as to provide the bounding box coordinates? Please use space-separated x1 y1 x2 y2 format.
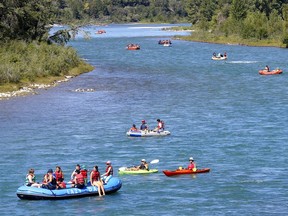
0 24 287 215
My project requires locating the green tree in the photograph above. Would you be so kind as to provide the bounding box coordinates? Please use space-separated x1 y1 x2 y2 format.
231 0 248 21
0 0 59 42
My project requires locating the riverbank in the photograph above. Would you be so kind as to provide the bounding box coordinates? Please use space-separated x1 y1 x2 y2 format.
171 28 286 48
0 62 93 100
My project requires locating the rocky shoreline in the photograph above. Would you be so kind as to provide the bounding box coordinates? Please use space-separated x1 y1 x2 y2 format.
0 76 74 100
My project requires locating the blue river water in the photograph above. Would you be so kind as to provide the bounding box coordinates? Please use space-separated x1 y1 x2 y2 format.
0 24 287 215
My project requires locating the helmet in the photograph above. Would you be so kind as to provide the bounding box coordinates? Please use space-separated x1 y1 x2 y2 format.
141 159 146 162
106 161 111 165
189 157 194 161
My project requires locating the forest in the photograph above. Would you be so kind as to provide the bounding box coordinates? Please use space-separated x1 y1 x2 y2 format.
0 0 288 89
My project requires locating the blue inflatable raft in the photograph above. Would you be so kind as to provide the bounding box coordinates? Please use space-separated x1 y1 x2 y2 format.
16 177 122 200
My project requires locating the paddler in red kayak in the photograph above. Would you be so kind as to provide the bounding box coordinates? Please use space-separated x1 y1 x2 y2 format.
188 157 197 171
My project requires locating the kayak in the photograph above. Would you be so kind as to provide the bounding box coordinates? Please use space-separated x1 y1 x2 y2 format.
163 168 210 177
16 177 122 200
126 130 171 137
259 69 283 75
118 168 158 175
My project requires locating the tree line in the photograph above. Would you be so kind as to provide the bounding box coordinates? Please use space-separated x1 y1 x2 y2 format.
1 0 288 46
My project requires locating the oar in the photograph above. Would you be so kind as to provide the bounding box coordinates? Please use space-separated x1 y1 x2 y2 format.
150 159 159 164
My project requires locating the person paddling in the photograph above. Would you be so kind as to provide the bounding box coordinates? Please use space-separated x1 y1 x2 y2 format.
187 157 197 171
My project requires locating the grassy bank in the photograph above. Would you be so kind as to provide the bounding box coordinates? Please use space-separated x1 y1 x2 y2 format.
173 28 286 48
0 41 94 93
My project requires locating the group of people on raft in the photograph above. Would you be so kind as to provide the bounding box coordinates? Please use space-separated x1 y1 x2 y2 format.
130 119 165 132
212 52 227 58
158 39 172 45
25 161 114 197
126 43 140 49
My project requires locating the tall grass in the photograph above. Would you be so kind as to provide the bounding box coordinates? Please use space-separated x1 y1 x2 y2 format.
0 41 89 85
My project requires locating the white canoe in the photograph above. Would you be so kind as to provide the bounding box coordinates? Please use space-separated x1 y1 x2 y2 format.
126 130 171 137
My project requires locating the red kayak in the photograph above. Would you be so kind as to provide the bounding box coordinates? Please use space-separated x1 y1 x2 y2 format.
163 168 210 177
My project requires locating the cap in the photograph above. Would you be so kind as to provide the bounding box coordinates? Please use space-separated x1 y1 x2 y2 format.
106 161 111 165
47 169 53 173
141 159 146 162
189 157 194 161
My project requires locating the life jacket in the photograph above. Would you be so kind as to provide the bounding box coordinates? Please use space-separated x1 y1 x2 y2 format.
139 163 149 170
188 163 196 170
91 170 100 182
80 169 88 178
76 173 85 185
54 171 64 181
140 123 147 130
105 165 113 176
25 174 35 185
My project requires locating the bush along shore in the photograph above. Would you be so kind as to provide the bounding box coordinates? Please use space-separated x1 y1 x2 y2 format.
0 41 94 100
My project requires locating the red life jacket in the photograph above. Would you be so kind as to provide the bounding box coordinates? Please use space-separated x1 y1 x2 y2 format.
54 171 63 181
105 166 113 176
76 173 85 184
188 163 195 170
80 169 88 178
91 170 100 182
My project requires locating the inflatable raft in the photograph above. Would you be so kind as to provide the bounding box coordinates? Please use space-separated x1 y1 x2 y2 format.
118 168 158 175
16 177 122 200
163 168 210 177
259 69 283 75
126 130 171 137
212 56 227 60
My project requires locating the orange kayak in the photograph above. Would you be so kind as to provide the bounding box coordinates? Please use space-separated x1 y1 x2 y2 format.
259 69 283 75
163 168 210 177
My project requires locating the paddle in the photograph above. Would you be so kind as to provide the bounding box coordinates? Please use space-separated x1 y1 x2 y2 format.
118 159 159 171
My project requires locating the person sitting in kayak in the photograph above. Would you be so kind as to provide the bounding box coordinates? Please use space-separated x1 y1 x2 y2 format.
138 159 149 171
140 120 148 131
72 169 85 189
101 161 113 184
265 65 270 72
154 119 164 132
130 124 139 132
187 157 197 171
129 159 149 171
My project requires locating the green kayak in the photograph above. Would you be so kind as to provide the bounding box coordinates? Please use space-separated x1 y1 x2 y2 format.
118 168 158 175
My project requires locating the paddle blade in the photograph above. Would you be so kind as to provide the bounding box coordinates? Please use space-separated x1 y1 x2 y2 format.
150 159 159 164
118 167 127 171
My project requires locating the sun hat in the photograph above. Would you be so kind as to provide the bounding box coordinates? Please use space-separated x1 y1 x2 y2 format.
141 159 146 162
189 157 194 161
106 161 111 165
